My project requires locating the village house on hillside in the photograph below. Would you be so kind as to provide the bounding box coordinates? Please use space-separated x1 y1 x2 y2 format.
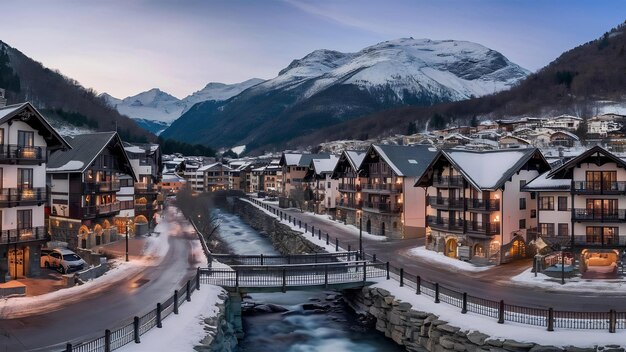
333 150 367 227
47 132 137 250
0 102 70 281
416 148 550 264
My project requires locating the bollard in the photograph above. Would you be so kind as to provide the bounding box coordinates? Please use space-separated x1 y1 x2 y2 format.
66 343 73 352
236 270 240 291
335 238 339 251
174 290 179 314
416 275 421 295
260 253 264 265
312 225 314 234
186 280 191 302
196 267 201 291
324 265 329 288
386 262 390 280
105 329 111 352
610 309 616 333
400 268 404 287
461 293 467 314
299 220 301 228
326 233 329 245
156 303 163 328
434 283 440 303
318 229 321 240
348 245 351 256
133 316 141 343
282 268 287 293
497 300 504 324
547 308 554 331
363 261 367 282
373 254 377 262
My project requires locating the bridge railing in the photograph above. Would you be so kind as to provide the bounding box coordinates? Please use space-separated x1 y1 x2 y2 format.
211 251 359 266
248 196 626 333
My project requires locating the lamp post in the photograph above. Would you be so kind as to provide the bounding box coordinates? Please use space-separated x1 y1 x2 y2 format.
125 219 132 262
359 212 363 259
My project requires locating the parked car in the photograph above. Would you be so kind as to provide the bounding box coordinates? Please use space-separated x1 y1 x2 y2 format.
41 248 86 274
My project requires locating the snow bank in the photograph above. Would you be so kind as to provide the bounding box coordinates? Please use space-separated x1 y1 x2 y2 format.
511 268 626 292
406 247 491 272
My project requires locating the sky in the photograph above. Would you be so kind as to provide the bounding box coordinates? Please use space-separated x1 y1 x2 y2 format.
1 0 624 99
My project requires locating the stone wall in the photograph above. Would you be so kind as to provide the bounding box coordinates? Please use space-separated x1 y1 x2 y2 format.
196 290 239 352
345 286 609 352
225 198 323 254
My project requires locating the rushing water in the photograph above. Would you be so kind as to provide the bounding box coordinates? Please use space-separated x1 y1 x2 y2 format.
213 209 405 352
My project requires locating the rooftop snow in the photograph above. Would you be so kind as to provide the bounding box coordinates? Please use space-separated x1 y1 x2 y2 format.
312 155 340 174
46 160 85 172
523 171 570 190
445 149 531 189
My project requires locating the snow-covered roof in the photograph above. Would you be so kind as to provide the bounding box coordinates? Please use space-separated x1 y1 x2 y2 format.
281 153 302 166
311 155 340 175
46 160 85 172
124 145 145 154
368 144 437 177
162 173 186 183
523 171 570 191
198 163 231 172
550 130 579 140
345 150 366 170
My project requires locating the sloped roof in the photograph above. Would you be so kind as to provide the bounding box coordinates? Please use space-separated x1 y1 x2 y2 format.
548 145 626 179
0 102 70 150
345 150 366 171
311 155 340 175
47 132 136 180
279 152 331 167
416 148 549 191
367 144 437 177
523 171 570 191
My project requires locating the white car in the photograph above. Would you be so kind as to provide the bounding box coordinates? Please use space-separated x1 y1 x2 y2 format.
41 248 86 274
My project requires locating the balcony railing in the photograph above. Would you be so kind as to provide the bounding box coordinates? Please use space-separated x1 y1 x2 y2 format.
360 183 402 193
82 202 121 218
83 181 121 193
433 176 463 188
427 196 464 209
427 216 464 232
573 181 626 195
135 182 157 194
573 235 625 247
363 202 402 214
466 221 500 236
467 198 500 211
572 208 626 222
338 183 360 192
0 145 46 164
337 199 362 210
0 226 47 244
0 187 47 207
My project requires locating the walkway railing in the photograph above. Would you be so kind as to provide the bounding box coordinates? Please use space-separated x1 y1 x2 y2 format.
200 261 387 291
248 197 626 333
210 252 359 266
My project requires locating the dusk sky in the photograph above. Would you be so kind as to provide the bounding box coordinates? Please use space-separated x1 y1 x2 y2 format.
1 1 624 98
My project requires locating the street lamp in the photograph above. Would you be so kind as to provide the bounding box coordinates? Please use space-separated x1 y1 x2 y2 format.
358 211 363 259
125 219 133 262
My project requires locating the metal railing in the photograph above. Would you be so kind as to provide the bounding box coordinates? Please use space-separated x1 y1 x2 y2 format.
244 198 626 333
83 181 121 193
572 208 626 222
360 183 402 193
573 181 626 194
0 187 47 207
0 226 46 244
66 275 199 352
426 216 464 232
466 221 500 236
338 183 360 192
427 196 464 209
82 202 122 218
467 198 500 211
432 175 463 188
0 144 46 163
337 199 363 210
362 202 402 213
211 252 359 266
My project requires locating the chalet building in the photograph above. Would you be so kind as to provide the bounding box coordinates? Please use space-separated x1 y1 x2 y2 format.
303 155 339 214
278 153 330 208
550 130 580 147
263 161 282 194
542 115 582 131
200 163 232 191
358 145 437 239
523 146 626 279
588 114 623 137
333 150 366 227
182 160 203 192
498 135 531 149
124 143 162 233
47 132 136 250
0 103 70 281
416 148 550 264
159 172 186 195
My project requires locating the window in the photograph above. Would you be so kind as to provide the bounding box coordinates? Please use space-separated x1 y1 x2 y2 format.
586 227 618 245
539 223 555 237
0 128 4 145
17 209 32 229
586 171 617 191
558 223 568 237
558 196 568 211
531 209 537 218
530 192 536 200
519 219 526 229
17 130 34 147
539 196 554 210
519 198 526 210
327 182 331 188
18 168 33 189
519 180 526 189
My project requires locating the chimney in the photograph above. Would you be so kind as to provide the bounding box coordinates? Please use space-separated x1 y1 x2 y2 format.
0 88 6 108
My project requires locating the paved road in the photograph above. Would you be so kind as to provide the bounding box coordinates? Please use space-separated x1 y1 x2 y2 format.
254 200 626 311
0 206 200 351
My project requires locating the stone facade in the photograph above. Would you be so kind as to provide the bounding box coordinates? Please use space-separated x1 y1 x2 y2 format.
345 286 612 352
196 290 239 352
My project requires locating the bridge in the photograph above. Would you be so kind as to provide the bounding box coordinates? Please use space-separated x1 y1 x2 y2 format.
201 252 387 293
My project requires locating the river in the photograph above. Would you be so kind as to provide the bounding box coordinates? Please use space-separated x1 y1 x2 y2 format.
213 210 405 352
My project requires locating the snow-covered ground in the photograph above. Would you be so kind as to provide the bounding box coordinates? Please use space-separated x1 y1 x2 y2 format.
511 268 626 292
119 283 225 352
406 247 491 272
372 279 626 348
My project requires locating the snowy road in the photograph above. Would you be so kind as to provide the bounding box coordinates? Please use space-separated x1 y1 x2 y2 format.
0 206 201 352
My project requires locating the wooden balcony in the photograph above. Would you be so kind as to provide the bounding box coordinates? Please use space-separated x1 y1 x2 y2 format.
0 226 47 244
427 216 464 232
572 209 626 222
360 183 402 194
338 183 360 192
427 196 464 209
466 221 500 237
83 181 121 193
0 187 47 207
82 202 121 218
572 181 626 195
432 176 463 188
0 145 46 164
572 235 626 248
336 199 362 210
467 198 500 211
363 202 402 214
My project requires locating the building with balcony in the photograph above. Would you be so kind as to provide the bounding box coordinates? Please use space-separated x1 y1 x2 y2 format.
332 150 366 225
303 155 339 214
0 102 70 281
358 144 437 239
123 143 162 234
524 146 626 279
278 152 331 208
47 132 136 250
416 148 550 264
200 162 232 192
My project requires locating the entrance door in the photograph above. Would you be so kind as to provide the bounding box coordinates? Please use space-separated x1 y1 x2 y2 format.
366 219 371 233
8 248 25 279
445 238 458 258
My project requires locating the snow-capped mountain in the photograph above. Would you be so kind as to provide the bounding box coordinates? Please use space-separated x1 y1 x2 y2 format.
101 78 265 132
162 38 530 151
